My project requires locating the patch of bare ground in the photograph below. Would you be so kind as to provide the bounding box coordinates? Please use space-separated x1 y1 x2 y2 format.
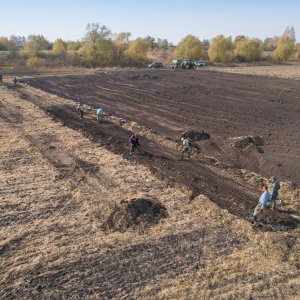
208 63 300 80
0 84 299 299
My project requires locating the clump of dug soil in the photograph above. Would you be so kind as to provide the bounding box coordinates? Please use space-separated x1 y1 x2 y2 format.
181 130 210 141
102 197 168 232
232 135 264 152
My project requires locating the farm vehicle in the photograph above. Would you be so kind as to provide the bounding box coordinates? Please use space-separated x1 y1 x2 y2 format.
171 59 195 69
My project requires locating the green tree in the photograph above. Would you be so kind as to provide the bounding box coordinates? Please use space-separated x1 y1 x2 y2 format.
234 38 263 62
173 35 203 60
208 35 234 63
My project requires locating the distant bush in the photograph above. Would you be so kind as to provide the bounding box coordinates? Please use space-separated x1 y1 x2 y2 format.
26 57 46 68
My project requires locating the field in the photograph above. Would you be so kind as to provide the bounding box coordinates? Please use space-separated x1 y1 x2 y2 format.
1 67 300 299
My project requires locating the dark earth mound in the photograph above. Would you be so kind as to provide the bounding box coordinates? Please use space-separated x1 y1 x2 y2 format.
102 198 168 232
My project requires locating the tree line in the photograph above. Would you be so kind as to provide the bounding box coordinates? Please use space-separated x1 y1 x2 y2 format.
0 24 299 69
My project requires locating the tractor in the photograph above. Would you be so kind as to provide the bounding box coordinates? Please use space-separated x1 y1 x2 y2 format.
171 59 195 69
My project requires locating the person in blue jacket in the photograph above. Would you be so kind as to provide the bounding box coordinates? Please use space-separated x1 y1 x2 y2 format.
253 183 271 224
96 107 104 123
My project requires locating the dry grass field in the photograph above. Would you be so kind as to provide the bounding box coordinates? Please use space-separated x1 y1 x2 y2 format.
1 67 300 299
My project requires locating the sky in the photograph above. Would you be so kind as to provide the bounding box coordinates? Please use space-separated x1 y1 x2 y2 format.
1 0 299 43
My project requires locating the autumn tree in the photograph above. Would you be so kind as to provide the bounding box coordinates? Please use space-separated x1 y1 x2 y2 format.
0 37 18 51
66 41 81 51
79 23 114 66
208 35 234 62
273 27 296 60
234 38 263 62
113 32 131 62
125 38 149 62
145 36 156 49
173 35 203 60
283 26 296 43
263 37 279 51
296 43 300 60
84 23 112 43
10 35 26 49
24 35 50 56
52 38 67 56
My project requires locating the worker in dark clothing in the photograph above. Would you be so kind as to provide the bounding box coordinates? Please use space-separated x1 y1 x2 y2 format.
129 133 140 155
269 176 281 210
13 75 17 87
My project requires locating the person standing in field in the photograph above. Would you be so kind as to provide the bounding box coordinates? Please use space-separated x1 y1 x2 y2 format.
253 183 271 224
13 75 17 87
129 133 140 155
77 100 84 119
96 107 104 123
269 176 281 210
180 137 191 159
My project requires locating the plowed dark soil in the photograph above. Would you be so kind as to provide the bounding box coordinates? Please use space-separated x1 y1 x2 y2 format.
17 69 300 229
23 69 300 185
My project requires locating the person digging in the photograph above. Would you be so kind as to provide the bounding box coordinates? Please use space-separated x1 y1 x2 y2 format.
129 133 140 155
180 137 192 160
253 183 271 225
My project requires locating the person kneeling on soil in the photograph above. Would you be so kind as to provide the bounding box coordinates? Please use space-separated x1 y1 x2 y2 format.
268 176 281 210
180 137 191 159
253 183 271 224
129 133 140 155
96 107 104 123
